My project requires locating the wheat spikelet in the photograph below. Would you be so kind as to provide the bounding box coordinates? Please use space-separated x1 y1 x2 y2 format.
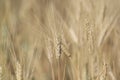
16 61 22 80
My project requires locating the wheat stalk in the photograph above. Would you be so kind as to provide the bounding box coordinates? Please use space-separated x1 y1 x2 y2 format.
0 66 2 80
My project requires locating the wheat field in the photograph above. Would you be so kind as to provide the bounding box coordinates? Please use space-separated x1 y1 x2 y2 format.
0 0 120 80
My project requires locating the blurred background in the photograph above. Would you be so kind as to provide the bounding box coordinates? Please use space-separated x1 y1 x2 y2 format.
0 0 120 80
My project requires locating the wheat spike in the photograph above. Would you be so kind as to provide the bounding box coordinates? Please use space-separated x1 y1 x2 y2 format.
16 62 22 80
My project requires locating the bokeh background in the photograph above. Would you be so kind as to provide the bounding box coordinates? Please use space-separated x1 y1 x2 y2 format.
0 0 120 80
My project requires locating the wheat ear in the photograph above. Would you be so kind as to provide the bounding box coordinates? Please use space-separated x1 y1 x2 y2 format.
16 61 22 80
